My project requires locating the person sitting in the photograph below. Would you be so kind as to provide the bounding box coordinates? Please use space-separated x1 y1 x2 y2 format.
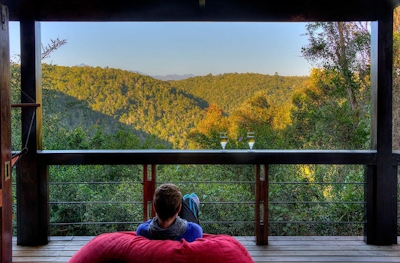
136 183 203 242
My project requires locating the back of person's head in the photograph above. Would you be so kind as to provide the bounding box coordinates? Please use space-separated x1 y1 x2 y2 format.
153 183 182 221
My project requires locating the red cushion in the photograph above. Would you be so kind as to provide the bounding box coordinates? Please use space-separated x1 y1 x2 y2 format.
68 232 254 263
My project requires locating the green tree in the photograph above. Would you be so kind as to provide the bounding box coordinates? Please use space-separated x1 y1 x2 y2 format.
392 7 400 149
171 73 307 115
302 22 370 114
287 68 369 149
188 104 228 149
297 22 371 149
11 38 67 151
229 92 286 149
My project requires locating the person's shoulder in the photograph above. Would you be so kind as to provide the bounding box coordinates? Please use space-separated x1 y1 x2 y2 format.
181 222 202 242
137 219 152 228
136 220 152 236
166 222 201 242
187 222 202 228
187 222 203 234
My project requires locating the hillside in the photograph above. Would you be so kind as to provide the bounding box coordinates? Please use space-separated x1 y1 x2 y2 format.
42 64 206 149
169 73 308 114
41 89 175 149
40 64 308 149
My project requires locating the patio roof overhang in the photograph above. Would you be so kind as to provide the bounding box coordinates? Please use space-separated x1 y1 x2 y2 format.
3 0 400 22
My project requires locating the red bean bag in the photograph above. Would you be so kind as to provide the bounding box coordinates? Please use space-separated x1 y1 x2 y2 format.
68 232 254 263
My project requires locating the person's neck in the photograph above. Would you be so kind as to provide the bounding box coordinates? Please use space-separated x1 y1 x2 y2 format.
158 217 176 229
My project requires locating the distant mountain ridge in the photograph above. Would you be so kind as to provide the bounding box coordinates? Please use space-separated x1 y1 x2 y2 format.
76 63 91 67
76 63 196 81
151 74 196 81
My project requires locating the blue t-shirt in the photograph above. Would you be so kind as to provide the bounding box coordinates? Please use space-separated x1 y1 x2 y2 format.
136 219 203 242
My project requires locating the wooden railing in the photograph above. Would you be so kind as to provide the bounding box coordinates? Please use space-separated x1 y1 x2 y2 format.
15 149 400 245
32 149 379 245
37 149 377 165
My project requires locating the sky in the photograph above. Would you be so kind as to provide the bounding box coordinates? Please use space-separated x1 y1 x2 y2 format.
9 22 312 77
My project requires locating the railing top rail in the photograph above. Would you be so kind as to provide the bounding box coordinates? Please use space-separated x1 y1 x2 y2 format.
37 149 377 165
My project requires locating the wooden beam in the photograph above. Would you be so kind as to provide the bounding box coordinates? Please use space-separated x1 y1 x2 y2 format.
3 0 396 22
366 8 397 245
36 150 377 165
0 4 13 262
255 164 268 245
143 164 156 222
17 19 48 246
11 103 40 108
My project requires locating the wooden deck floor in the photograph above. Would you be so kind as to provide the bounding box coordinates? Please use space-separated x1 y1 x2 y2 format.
12 236 400 263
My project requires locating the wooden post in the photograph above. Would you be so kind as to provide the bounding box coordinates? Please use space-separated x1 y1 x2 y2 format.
255 164 268 245
366 6 397 245
17 19 48 246
0 4 12 262
143 164 156 221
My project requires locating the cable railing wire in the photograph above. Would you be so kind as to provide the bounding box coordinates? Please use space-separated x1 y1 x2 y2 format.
47 173 366 234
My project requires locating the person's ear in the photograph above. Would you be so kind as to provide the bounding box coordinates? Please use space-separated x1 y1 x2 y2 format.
177 204 182 214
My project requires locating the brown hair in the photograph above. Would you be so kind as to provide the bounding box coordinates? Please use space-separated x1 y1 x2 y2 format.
153 183 182 221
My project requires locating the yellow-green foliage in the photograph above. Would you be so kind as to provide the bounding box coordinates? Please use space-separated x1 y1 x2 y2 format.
170 72 307 114
41 64 307 149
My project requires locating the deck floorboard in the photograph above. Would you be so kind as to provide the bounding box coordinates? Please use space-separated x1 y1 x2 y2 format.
12 236 400 263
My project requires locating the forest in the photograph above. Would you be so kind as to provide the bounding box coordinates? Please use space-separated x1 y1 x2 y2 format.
10 19 400 237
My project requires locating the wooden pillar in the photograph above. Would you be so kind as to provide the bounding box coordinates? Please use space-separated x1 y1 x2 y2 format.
366 6 397 245
143 164 156 221
0 4 12 262
255 164 268 245
17 19 48 245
